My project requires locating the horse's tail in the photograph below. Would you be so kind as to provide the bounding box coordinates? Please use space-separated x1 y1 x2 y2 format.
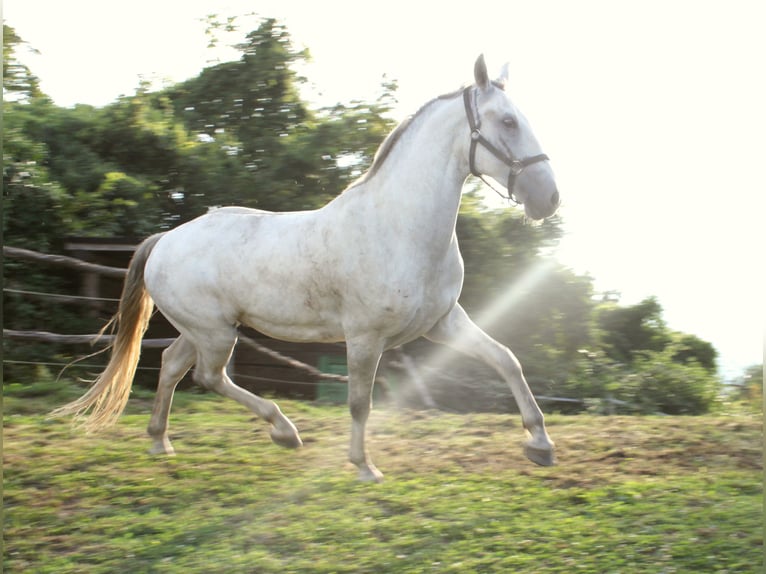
51 233 165 432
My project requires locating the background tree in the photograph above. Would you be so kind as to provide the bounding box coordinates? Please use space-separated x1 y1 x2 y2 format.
595 296 671 364
164 18 396 215
3 38 92 378
552 298 721 413
731 364 763 411
670 333 717 373
3 24 44 101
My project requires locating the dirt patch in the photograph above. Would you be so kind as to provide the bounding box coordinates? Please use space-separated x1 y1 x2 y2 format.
339 410 764 488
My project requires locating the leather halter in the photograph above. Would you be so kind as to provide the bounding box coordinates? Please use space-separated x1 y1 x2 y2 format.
463 86 549 204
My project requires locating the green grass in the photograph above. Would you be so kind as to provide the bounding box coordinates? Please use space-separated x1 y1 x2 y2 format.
3 386 762 573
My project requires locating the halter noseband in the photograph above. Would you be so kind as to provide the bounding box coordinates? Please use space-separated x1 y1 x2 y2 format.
463 86 549 204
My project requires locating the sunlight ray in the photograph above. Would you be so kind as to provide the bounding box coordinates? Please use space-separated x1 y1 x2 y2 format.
396 257 557 401
473 257 557 333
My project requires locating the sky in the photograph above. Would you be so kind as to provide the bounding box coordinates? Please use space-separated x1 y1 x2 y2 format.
5 0 764 378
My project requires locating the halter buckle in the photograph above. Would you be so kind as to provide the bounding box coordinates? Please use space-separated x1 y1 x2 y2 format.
509 160 525 176
471 130 482 141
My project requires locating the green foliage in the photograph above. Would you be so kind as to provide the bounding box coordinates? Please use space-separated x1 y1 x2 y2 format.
593 297 718 375
727 364 763 413
555 350 630 413
558 343 721 415
595 296 671 363
626 347 721 414
669 332 717 373
62 171 162 237
3 97 105 380
4 16 397 239
3 24 45 101
162 18 396 215
3 104 69 251
456 191 557 304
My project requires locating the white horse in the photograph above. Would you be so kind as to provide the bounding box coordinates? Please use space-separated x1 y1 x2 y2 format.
54 55 560 481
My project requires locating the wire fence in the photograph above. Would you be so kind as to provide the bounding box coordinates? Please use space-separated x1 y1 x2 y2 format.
3 359 327 388
4 287 120 303
5 245 600 409
3 245 346 389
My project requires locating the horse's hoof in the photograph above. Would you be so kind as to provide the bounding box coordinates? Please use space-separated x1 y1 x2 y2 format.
357 465 384 483
270 427 303 449
148 441 176 456
524 444 556 466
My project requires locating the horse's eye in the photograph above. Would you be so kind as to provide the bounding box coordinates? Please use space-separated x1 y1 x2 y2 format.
503 117 517 129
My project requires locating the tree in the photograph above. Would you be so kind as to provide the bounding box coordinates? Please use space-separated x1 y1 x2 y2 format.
3 102 99 382
595 296 671 364
164 18 396 215
733 364 763 410
626 347 720 414
4 16 397 235
670 333 717 373
559 297 722 414
3 105 68 252
398 193 595 410
595 296 718 371
3 25 45 101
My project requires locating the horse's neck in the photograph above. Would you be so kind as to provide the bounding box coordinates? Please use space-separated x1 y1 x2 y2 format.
339 96 469 245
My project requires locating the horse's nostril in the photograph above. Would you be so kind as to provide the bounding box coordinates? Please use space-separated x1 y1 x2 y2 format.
551 190 560 206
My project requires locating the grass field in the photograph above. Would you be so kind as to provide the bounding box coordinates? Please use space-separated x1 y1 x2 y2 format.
3 385 763 573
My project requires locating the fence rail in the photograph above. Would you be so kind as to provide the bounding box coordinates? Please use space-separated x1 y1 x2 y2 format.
4 287 120 304
3 328 174 348
3 245 346 384
239 336 348 383
5 245 599 409
3 245 127 278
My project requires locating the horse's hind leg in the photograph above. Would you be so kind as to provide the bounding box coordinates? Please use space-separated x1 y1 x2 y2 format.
147 335 196 455
193 328 302 449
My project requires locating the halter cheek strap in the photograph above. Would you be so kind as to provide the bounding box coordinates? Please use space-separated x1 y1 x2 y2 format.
463 87 549 204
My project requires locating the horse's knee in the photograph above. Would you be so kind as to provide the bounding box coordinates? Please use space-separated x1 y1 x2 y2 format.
147 419 164 438
489 345 523 381
506 353 524 380
349 394 371 422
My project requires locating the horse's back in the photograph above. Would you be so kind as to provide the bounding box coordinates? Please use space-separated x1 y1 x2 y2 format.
206 205 270 215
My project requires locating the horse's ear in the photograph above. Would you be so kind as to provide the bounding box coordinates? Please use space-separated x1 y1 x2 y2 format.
474 54 490 89
496 62 510 90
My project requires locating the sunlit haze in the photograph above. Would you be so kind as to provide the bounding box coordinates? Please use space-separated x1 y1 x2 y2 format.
5 0 763 377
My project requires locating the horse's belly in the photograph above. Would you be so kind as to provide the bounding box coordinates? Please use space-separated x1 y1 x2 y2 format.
237 297 346 344
385 295 458 347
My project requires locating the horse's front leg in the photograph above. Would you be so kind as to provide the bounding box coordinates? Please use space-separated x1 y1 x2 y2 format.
345 336 385 482
426 304 555 466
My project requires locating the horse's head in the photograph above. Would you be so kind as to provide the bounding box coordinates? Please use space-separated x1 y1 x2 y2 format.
465 55 560 220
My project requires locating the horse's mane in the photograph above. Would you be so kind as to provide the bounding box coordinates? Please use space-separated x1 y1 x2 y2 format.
346 86 466 190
